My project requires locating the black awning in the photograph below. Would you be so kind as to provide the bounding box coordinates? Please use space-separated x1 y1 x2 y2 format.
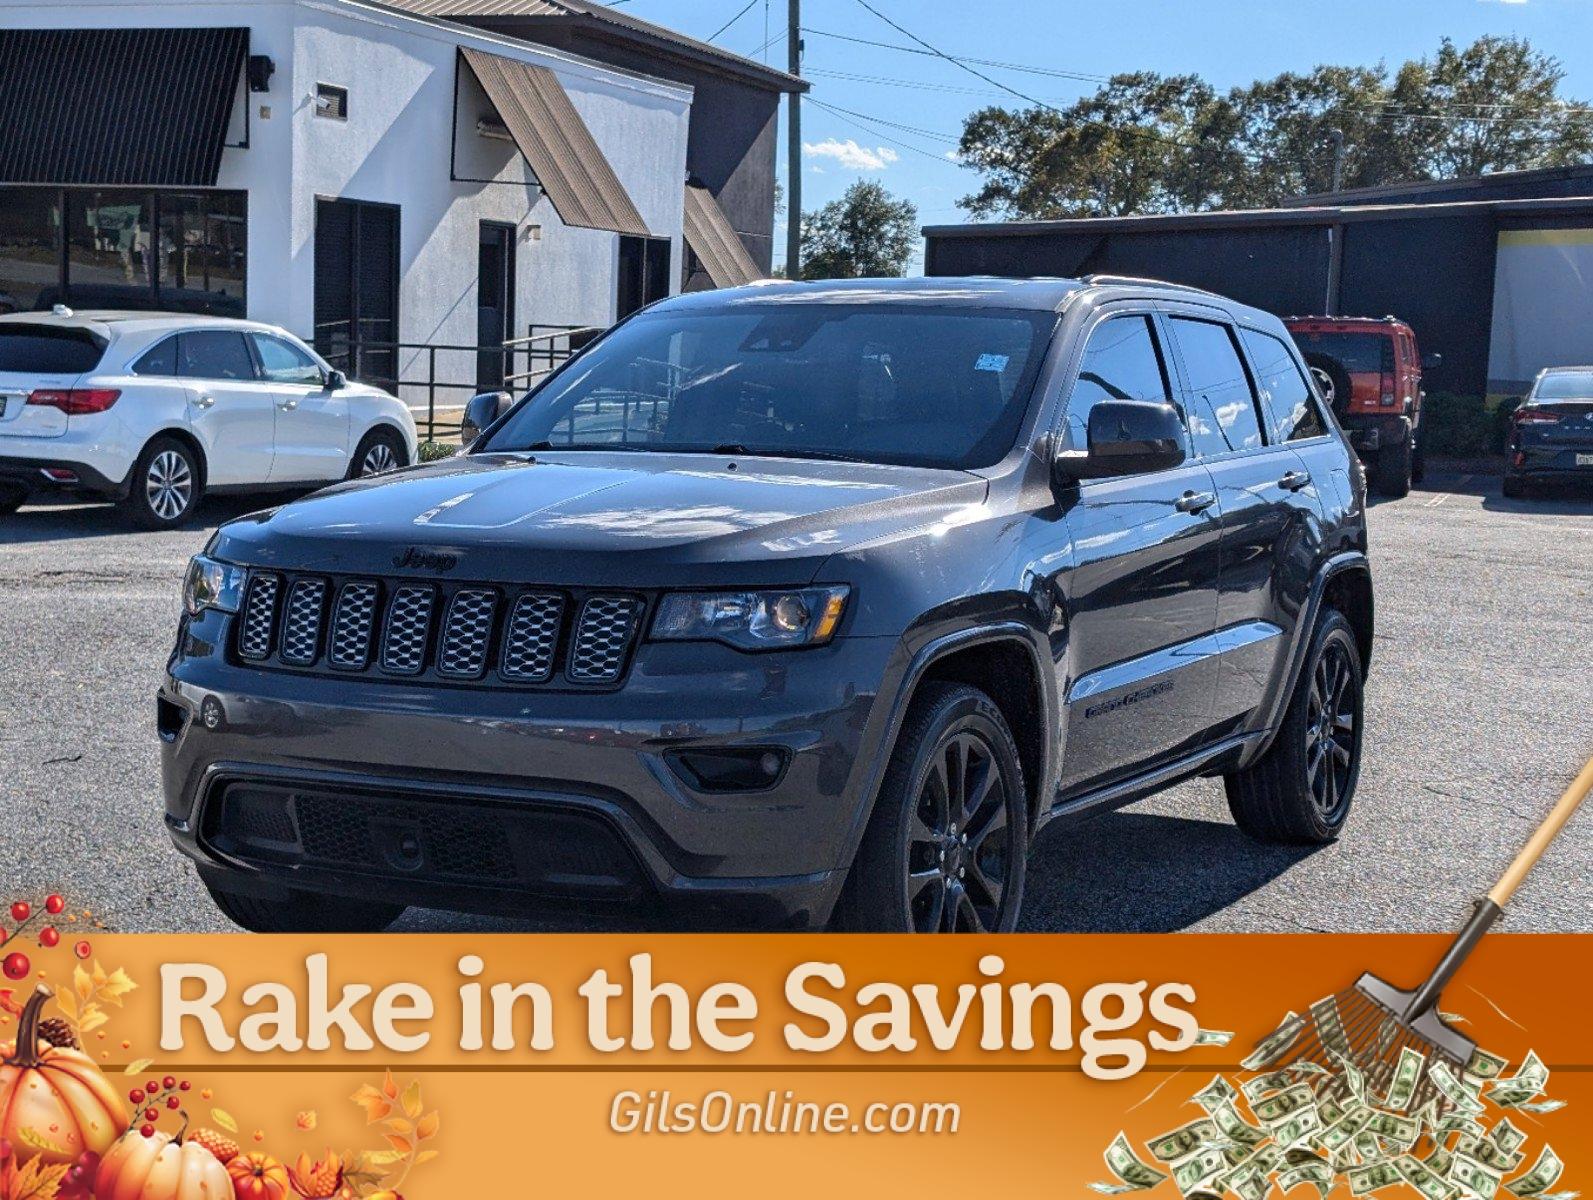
0 27 248 187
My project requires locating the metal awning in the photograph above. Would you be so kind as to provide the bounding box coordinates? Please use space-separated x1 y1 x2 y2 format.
0 27 248 187
683 182 763 288
459 46 649 237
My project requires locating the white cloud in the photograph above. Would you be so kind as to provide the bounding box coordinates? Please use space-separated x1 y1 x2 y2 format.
802 138 900 171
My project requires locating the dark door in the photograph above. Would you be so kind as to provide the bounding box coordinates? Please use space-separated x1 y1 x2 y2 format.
314 198 399 390
616 236 671 320
1054 311 1222 798
477 222 515 390
1165 312 1321 740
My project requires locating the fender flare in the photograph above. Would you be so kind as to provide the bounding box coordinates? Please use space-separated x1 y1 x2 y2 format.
839 620 1058 871
1247 550 1373 759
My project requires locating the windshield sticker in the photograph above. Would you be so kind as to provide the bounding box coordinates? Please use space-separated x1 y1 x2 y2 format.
974 353 1009 372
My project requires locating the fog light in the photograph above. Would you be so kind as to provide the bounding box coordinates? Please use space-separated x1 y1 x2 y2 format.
40 468 77 483
668 748 790 793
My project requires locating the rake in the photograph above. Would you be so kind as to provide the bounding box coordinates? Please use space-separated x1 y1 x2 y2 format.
1257 753 1593 1115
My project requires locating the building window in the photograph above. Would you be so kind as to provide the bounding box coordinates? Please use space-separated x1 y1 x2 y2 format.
0 186 246 317
617 236 671 320
315 84 349 121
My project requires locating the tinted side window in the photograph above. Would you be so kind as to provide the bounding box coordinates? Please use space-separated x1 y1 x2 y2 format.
1241 328 1326 442
133 337 178 377
178 331 256 381
1169 317 1264 457
1064 315 1171 446
0 327 106 373
252 334 323 386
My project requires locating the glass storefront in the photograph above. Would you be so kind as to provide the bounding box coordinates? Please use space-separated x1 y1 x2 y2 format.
0 186 245 317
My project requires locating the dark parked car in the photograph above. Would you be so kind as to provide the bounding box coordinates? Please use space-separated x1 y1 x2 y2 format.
162 276 1373 933
1503 366 1593 497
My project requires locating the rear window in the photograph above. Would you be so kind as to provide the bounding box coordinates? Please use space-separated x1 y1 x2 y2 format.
0 326 107 374
1289 330 1393 374
1534 371 1593 400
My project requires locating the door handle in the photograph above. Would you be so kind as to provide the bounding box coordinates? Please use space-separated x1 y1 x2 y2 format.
1279 469 1312 492
192 394 215 410
1175 490 1217 514
277 398 299 411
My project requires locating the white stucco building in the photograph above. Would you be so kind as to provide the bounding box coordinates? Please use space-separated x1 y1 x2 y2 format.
0 0 740 412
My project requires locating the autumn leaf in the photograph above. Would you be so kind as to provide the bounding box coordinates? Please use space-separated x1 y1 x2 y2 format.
123 1058 154 1076
381 1119 412 1139
3 1156 71 1200
72 966 93 1004
79 1008 108 1034
414 1111 439 1141
400 1080 422 1119
381 1070 398 1100
211 1108 239 1134
98 966 137 1005
48 990 73 1022
15 1127 70 1157
0 989 25 1018
413 1149 440 1167
382 1134 412 1155
350 1084 393 1124
296 1110 318 1132
358 1150 405 1169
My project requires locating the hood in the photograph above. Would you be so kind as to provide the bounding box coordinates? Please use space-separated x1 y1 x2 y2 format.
212 450 989 587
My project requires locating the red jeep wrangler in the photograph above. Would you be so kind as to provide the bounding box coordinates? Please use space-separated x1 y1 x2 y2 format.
1284 316 1435 497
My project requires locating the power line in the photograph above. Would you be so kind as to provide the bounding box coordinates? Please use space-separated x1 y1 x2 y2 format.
807 66 1068 102
707 0 759 43
800 26 1108 84
806 97 964 164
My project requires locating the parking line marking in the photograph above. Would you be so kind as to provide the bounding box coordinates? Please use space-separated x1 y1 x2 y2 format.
1424 474 1471 506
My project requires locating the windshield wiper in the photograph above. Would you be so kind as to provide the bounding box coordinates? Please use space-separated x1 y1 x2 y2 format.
709 444 872 465
515 440 646 453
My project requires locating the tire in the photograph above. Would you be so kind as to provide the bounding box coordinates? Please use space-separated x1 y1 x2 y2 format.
1303 352 1352 419
0 484 27 516
204 879 404 933
348 426 408 480
1224 609 1364 845
1372 436 1412 498
832 682 1028 932
125 436 203 529
1502 474 1528 499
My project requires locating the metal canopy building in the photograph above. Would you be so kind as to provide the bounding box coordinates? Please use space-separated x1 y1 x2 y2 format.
924 165 1593 400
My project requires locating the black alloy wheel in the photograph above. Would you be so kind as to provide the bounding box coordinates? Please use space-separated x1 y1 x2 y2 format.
1305 637 1359 823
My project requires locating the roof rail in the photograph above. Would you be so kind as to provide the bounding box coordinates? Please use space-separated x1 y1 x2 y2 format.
1078 273 1225 299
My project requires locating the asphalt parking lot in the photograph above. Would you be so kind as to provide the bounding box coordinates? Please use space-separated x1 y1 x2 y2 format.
0 467 1588 934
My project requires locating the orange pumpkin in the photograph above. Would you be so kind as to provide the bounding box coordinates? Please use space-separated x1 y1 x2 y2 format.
227 1152 291 1200
0 987 125 1167
94 1127 232 1200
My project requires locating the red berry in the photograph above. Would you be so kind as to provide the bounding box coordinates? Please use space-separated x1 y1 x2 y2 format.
45 895 65 915
166 1096 180 1110
178 1080 191 1092
2 952 29 981
39 927 59 948
146 1081 159 1096
73 940 91 959
139 1124 155 1138
144 1107 159 1122
129 1089 145 1104
162 1075 176 1090
10 902 29 923
77 1151 99 1168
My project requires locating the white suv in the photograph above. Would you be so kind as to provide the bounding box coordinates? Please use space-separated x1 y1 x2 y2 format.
0 310 418 528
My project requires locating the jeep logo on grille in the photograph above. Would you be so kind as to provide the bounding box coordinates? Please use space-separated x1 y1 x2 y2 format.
392 547 458 573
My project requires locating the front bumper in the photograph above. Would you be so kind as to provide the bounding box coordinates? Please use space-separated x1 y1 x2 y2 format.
161 607 903 929
1337 412 1410 456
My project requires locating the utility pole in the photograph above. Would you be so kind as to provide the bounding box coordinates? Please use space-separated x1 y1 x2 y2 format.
785 0 802 278
1327 127 1345 193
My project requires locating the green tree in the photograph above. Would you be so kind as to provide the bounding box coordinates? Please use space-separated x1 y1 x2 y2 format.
799 180 918 279
956 35 1593 219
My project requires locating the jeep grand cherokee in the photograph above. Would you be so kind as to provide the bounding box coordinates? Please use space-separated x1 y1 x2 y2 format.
161 276 1373 933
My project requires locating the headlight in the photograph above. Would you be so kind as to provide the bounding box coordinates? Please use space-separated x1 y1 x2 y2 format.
182 554 248 617
652 586 849 650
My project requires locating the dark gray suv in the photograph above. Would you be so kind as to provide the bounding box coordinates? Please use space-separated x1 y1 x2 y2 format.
161 276 1373 933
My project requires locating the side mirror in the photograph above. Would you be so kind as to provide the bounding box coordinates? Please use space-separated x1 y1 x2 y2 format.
1054 399 1187 485
1421 352 1442 371
461 391 511 448
324 368 347 390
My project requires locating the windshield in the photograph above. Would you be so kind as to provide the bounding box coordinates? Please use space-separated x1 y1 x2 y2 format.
484 303 1057 470
0 326 107 374
1534 370 1593 400
1289 330 1393 373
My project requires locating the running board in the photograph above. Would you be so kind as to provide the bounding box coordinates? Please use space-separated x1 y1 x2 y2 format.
1043 731 1269 828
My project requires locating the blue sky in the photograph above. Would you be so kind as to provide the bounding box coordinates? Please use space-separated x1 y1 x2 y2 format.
611 0 1593 269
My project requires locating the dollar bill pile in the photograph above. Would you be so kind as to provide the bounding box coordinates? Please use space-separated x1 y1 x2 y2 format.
1090 1006 1574 1200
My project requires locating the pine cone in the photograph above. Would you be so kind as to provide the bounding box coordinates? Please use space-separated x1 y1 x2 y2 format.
37 1016 78 1049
